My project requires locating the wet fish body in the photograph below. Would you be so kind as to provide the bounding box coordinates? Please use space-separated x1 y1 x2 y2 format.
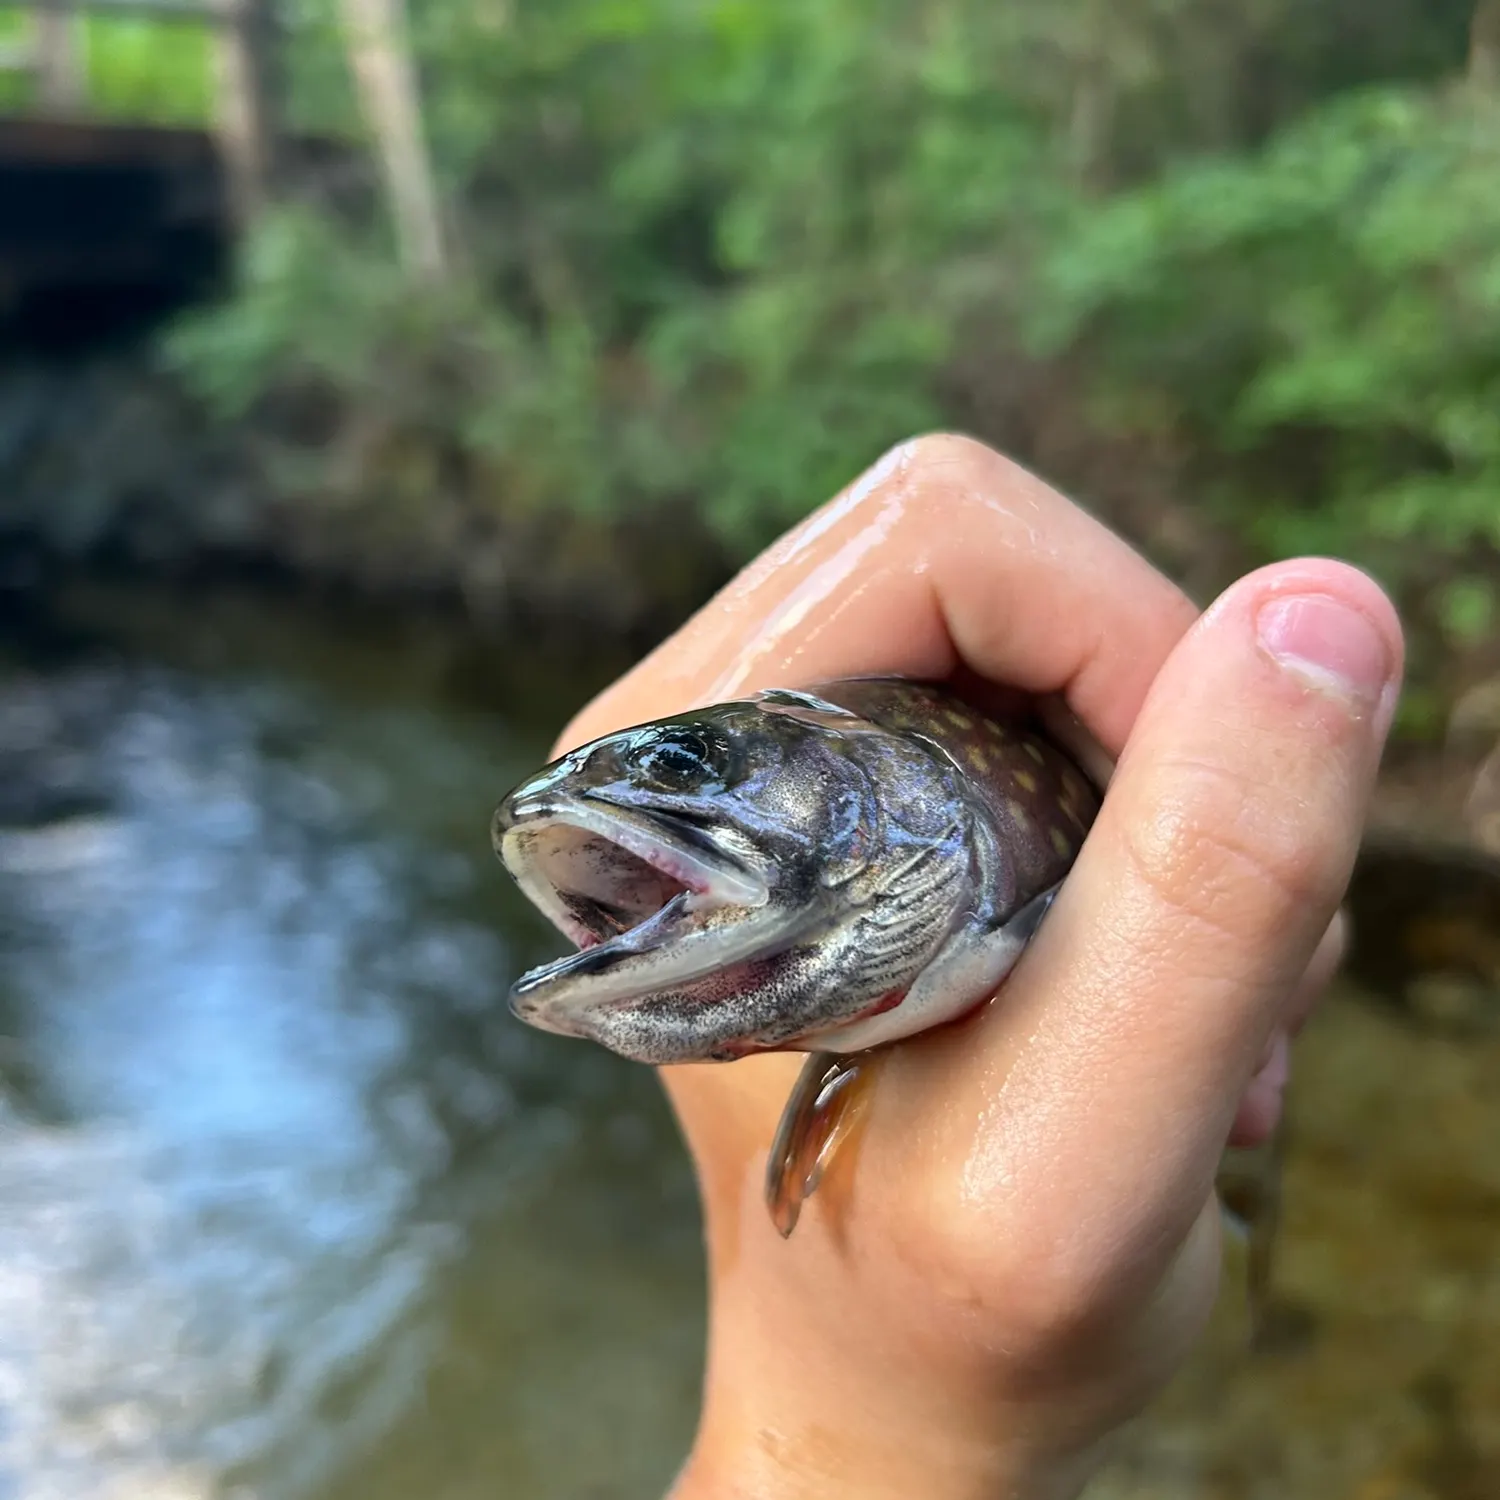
493 679 1099 1068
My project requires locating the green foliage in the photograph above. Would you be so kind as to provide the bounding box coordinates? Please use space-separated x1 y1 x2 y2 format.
1030 82 1500 611
148 0 1495 693
0 8 212 122
176 0 1089 547
0 12 25 110
1438 576 1498 645
165 208 640 521
83 16 213 122
0 0 371 129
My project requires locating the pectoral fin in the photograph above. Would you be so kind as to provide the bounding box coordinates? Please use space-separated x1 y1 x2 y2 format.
763 884 1068 1240
764 1050 879 1237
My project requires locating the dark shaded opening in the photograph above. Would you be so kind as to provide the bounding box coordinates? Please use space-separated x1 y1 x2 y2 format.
0 123 233 359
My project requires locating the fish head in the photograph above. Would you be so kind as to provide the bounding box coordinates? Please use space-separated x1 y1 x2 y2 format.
493 692 892 1061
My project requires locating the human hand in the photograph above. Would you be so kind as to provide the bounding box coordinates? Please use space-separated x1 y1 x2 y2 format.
554 435 1402 1500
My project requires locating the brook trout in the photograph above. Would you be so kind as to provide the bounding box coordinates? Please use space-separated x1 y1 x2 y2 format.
493 678 1278 1329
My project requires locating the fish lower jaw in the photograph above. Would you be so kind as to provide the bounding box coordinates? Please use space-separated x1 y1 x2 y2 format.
507 897 820 1066
506 989 747 1068
509 1005 675 1068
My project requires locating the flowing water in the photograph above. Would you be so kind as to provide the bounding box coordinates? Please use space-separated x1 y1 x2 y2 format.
0 581 1494 1500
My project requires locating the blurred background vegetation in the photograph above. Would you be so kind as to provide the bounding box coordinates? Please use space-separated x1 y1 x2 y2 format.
3 0 1499 733
2 8 1499 1499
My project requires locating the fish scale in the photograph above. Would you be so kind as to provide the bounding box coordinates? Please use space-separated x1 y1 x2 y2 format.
804 677 1098 903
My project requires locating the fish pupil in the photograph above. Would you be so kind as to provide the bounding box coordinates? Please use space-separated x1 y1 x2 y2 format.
632 727 717 789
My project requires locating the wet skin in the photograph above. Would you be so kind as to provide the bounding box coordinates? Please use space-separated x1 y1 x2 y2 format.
527 436 1400 1500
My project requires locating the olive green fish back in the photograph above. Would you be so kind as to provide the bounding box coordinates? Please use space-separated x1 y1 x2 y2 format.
812 678 1102 907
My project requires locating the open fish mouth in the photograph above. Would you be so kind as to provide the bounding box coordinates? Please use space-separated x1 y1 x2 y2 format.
493 792 781 1023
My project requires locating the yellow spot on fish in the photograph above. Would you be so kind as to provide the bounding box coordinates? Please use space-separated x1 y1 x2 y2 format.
1007 799 1030 831
1014 770 1038 794
1050 827 1072 858
969 745 990 772
945 709 973 730
1024 741 1046 764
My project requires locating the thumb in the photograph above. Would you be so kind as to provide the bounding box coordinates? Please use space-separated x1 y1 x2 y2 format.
948 560 1402 1285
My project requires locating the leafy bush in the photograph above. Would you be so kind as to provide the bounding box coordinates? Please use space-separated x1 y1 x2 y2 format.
146 0 1494 711
165 208 644 522
1031 83 1500 660
0 8 212 121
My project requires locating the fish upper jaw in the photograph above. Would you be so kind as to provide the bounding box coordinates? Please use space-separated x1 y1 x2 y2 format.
493 789 769 943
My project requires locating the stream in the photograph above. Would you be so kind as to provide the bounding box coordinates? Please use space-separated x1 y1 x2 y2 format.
0 581 1494 1500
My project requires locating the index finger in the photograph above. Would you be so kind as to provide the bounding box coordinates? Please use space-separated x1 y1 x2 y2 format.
556 434 1199 758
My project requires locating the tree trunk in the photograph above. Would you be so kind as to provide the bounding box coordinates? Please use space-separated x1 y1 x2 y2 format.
1472 0 1500 87
338 0 446 279
1064 0 1117 191
34 9 85 114
215 0 285 225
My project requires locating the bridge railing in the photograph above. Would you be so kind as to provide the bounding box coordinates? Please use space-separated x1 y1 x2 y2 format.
0 0 443 276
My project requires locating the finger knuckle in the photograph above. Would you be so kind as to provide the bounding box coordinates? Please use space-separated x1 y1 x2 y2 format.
889 1182 1114 1360
1118 757 1343 950
902 431 1017 491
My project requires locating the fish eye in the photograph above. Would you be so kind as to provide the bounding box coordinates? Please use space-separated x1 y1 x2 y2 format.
628 727 728 791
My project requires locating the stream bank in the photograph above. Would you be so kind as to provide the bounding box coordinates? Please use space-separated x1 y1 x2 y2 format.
0 354 734 654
